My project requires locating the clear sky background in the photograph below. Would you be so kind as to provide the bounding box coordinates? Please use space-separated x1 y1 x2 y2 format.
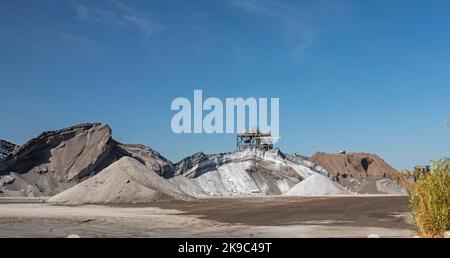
1 0 449 170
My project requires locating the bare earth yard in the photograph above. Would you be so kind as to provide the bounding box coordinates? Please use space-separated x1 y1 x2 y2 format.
0 196 415 238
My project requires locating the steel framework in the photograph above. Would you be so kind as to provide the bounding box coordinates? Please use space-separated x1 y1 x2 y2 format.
236 128 274 151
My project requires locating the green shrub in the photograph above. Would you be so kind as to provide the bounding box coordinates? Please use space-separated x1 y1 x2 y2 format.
400 158 450 238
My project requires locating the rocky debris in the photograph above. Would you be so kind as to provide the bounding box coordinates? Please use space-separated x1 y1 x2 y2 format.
0 140 18 160
49 156 193 204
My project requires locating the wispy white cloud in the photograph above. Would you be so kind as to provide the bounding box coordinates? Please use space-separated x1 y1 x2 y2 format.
72 0 162 39
228 0 315 55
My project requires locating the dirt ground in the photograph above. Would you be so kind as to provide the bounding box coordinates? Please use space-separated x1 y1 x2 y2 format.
0 196 416 238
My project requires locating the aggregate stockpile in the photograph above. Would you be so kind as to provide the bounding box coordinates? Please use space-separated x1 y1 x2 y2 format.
169 150 350 196
0 123 191 203
49 156 190 204
310 152 405 194
0 123 405 204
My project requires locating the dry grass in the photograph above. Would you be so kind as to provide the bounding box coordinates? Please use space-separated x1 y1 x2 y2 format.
400 158 450 237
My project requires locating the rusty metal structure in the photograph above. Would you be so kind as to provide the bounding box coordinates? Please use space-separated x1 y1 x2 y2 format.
0 140 18 159
236 128 274 151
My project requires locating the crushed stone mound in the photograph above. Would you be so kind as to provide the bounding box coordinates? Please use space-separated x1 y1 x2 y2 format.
49 157 193 205
1 122 406 200
285 174 351 196
0 123 114 197
169 149 332 197
0 123 113 181
310 152 399 179
0 123 183 198
0 123 116 197
309 152 404 194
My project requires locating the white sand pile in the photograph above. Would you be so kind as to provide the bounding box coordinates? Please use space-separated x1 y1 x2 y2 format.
49 157 192 204
285 174 352 196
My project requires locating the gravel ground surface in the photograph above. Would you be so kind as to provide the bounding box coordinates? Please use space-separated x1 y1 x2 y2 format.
0 196 415 238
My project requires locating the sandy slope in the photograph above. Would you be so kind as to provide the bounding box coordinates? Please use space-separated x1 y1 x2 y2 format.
49 157 192 204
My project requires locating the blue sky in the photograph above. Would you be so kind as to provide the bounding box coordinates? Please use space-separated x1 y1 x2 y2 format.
0 0 449 170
